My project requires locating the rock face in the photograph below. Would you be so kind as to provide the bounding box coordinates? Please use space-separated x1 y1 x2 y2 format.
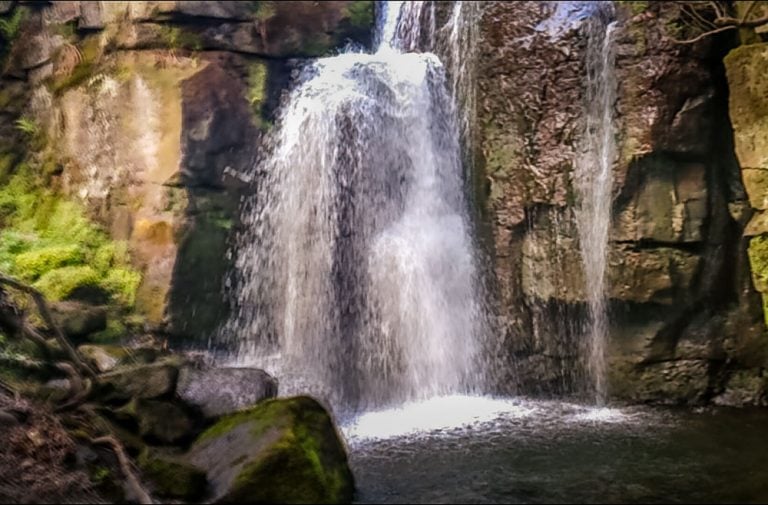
177 366 278 418
475 1 767 404
0 0 375 342
188 396 354 504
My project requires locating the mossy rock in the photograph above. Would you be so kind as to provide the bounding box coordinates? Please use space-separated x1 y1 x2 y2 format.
189 396 354 504
50 301 108 340
139 448 208 501
135 399 195 445
97 362 179 402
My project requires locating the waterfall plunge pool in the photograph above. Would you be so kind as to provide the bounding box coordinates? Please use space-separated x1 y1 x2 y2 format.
342 395 768 503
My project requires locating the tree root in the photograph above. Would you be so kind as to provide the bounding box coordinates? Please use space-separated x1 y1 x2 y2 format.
91 436 153 505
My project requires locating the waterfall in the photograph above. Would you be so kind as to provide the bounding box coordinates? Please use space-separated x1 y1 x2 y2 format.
574 3 617 404
222 1 488 414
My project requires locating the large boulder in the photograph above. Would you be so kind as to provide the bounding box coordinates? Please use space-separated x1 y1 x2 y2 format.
188 396 354 504
177 366 278 418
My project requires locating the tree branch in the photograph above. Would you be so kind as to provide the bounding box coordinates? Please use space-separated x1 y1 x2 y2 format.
669 24 738 44
0 274 96 378
92 436 154 505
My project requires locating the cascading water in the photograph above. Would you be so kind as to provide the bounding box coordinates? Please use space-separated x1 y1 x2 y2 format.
221 1 489 415
573 2 618 404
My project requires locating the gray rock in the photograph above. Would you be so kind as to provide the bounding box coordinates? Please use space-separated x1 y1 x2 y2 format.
177 366 277 418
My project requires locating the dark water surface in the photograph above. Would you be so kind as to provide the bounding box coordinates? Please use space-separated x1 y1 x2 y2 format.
342 396 768 504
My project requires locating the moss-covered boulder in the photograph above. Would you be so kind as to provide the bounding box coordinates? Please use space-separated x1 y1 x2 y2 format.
50 301 107 340
138 448 208 501
188 396 354 504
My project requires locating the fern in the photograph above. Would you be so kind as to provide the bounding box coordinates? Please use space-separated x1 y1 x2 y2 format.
14 117 38 136
0 7 24 41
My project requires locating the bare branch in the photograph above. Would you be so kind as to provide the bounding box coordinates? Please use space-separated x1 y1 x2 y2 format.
0 274 96 378
92 436 154 505
669 24 738 44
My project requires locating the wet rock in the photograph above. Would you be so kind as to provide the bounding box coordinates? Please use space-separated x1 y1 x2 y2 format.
188 396 354 504
49 301 107 340
521 210 700 304
177 366 277 418
610 359 711 405
713 370 768 407
98 362 178 402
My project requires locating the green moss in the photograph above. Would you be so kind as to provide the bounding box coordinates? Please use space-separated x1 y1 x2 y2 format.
246 62 267 110
138 450 207 500
89 319 127 344
14 244 83 280
197 397 353 504
160 25 203 51
749 234 768 327
252 1 277 21
344 1 374 29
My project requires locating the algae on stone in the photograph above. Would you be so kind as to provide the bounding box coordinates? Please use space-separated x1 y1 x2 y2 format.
190 396 354 504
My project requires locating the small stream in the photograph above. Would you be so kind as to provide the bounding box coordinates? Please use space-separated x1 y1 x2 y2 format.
343 396 768 504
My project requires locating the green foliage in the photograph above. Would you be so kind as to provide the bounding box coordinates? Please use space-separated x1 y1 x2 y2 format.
748 235 768 327
14 244 83 279
345 1 374 29
103 268 142 307
252 1 277 21
0 7 24 41
0 164 142 307
160 26 203 51
88 319 127 344
34 265 101 301
14 117 38 136
626 1 649 16
91 466 111 485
